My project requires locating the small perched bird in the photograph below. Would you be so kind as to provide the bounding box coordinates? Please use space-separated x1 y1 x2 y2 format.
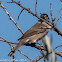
8 14 51 57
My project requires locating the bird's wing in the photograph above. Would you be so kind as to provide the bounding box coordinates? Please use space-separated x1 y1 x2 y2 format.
18 22 48 40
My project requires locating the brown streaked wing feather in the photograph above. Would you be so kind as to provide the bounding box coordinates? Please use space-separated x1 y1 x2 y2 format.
18 22 47 40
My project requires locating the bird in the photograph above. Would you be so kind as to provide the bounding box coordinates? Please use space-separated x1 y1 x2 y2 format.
8 14 51 57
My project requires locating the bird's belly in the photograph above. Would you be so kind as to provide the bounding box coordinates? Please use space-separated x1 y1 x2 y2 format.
28 33 43 43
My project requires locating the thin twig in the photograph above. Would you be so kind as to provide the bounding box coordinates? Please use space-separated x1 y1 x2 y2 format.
18 50 32 60
50 3 54 22
53 45 62 50
7 1 52 25
21 44 62 57
8 41 32 60
35 50 62 62
0 1 1 4
0 39 4 41
44 57 46 62
35 54 46 62
40 40 45 56
13 55 15 62
40 40 47 62
26 43 62 61
0 3 24 34
9 44 32 60
9 43 15 62
18 8 24 20
9 43 15 50
0 36 18 44
33 55 39 60
54 8 62 21
55 16 61 26
35 0 37 15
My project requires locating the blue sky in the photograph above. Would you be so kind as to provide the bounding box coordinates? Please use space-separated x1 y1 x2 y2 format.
0 0 62 62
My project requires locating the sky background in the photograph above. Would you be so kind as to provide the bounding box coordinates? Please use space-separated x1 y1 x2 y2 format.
0 0 62 62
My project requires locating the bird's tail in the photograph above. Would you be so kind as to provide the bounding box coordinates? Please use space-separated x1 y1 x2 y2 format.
8 51 15 57
8 39 25 57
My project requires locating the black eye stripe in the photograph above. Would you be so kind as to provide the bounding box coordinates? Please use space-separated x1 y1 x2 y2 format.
38 14 49 23
42 14 48 17
41 14 49 19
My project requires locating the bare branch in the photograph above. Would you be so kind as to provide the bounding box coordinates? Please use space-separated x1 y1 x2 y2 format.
52 50 62 57
33 55 39 60
54 45 62 50
55 16 61 26
50 3 54 22
13 56 15 62
7 1 62 36
0 36 18 44
35 50 62 62
18 50 32 60
25 43 62 58
18 8 24 20
8 43 15 62
35 0 37 15
54 8 62 21
1 36 62 59
7 41 32 60
0 39 4 41
35 54 46 62
0 1 1 4
0 3 24 34
7 1 52 24
0 36 16 62
40 40 45 56
9 43 15 51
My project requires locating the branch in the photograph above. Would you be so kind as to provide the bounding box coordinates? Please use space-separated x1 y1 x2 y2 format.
0 36 32 60
9 43 32 60
18 8 24 20
54 8 62 21
35 50 62 62
50 3 54 22
55 16 61 26
0 2 24 34
0 37 16 62
13 55 15 62
35 0 37 15
0 36 62 61
54 45 62 50
25 43 62 57
9 43 16 62
50 3 62 22
7 1 62 36
0 36 18 44
1 36 62 58
7 1 52 25
18 50 32 60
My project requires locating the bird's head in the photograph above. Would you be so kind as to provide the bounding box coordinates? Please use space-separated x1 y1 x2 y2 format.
38 14 49 22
